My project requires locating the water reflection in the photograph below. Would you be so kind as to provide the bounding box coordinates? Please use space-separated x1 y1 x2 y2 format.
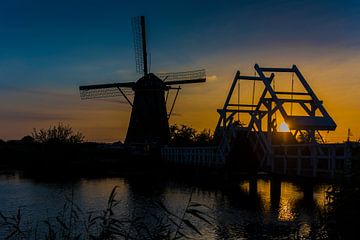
0 174 329 239
219 178 328 239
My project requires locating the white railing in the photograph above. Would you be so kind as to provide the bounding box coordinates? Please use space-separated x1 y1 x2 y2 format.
271 143 351 177
161 146 224 167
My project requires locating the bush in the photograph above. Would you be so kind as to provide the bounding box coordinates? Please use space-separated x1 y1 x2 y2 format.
32 123 84 144
296 131 323 143
21 135 35 144
169 124 214 146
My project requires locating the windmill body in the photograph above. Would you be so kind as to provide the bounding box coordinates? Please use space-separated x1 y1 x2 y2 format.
79 16 206 147
125 73 169 145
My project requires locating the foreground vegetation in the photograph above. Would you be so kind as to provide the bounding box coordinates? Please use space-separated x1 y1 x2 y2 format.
0 186 212 240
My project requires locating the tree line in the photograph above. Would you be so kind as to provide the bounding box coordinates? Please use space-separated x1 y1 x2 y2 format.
0 123 214 146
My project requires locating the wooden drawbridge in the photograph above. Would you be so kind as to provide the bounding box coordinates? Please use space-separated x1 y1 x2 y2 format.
162 64 351 178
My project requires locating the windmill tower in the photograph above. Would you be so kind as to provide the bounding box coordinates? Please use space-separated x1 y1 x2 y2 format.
79 16 206 146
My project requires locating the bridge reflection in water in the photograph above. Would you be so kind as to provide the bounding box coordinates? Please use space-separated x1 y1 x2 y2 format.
210 178 328 239
239 178 326 221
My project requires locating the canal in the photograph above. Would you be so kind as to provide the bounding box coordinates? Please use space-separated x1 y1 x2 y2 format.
0 172 331 239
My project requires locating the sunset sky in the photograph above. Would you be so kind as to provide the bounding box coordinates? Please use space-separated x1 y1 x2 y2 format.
1 0 360 142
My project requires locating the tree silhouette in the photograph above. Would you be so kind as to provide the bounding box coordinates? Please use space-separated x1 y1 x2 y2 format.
195 129 214 146
169 124 214 146
296 131 323 143
21 135 35 143
32 123 84 144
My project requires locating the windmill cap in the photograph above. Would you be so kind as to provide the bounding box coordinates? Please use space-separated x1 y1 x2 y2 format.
133 73 167 90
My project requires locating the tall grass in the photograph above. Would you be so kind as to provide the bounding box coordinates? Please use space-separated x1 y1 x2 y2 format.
0 186 212 240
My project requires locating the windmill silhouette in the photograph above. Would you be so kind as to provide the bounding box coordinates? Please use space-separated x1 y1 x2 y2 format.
79 16 206 146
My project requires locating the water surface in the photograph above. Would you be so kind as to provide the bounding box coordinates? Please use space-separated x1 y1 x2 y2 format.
0 173 330 239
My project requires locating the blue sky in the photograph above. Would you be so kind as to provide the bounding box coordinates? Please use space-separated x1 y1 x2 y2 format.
1 0 360 141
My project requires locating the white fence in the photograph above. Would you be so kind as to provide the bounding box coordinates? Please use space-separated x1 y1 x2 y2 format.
161 143 353 176
161 146 224 167
271 143 351 177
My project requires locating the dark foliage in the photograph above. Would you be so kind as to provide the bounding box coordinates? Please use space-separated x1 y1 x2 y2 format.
32 123 84 144
21 135 35 144
296 131 323 143
169 124 214 147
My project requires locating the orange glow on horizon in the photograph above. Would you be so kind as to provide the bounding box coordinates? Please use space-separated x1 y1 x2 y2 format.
1 51 360 143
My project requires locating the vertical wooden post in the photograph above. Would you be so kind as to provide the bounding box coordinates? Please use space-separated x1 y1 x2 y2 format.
297 147 302 176
283 146 288 175
267 100 272 145
271 148 275 173
312 145 318 177
344 143 352 172
331 145 336 177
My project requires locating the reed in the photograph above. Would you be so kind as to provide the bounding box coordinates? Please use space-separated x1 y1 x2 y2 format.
0 186 212 240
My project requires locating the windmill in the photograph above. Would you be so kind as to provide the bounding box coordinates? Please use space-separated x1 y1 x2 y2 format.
79 16 206 146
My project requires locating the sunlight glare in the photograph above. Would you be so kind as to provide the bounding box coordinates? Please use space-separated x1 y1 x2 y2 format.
279 122 290 132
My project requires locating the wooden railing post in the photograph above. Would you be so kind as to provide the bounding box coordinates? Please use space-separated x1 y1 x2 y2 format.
297 146 301 176
331 145 336 177
283 146 288 175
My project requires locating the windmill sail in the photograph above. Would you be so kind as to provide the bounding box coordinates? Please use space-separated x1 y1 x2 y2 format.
79 87 134 100
79 82 135 101
132 16 148 75
157 69 206 85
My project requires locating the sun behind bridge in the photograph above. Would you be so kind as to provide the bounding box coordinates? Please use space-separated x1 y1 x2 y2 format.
279 122 290 132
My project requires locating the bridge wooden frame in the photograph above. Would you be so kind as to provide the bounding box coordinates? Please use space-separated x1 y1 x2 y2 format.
162 64 350 178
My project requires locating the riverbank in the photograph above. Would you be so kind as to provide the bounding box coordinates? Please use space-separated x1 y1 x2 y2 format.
1 140 357 182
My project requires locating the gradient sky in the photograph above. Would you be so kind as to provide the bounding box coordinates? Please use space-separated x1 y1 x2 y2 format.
1 0 360 142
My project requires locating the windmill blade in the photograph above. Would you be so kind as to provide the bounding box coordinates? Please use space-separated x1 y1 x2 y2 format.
79 82 135 90
157 69 206 85
132 16 148 75
93 98 133 104
164 78 206 85
79 87 134 101
79 82 135 103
